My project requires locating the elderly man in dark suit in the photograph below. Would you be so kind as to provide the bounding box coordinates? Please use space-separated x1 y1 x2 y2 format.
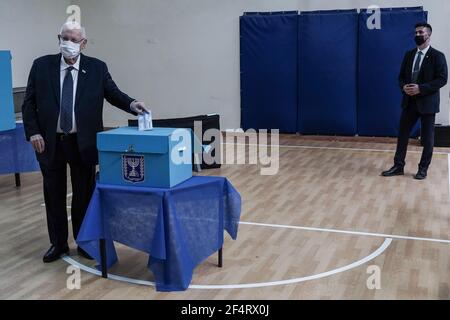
22 21 149 262
382 22 448 180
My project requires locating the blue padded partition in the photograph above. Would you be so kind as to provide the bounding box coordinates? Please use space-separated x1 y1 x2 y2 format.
240 12 298 133
358 7 427 137
298 10 358 135
0 51 16 131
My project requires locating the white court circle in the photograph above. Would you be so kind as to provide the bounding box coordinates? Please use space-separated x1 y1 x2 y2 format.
62 226 392 290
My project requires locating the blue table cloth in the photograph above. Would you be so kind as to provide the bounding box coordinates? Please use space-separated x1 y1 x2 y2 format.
76 176 241 291
0 122 40 175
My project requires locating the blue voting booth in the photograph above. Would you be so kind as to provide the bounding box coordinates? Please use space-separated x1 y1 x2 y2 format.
0 122 40 185
0 51 16 132
0 51 39 186
97 127 192 188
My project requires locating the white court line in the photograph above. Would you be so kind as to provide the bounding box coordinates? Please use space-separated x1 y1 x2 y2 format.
448 154 450 199
40 204 71 209
239 221 450 244
63 238 392 290
39 203 71 221
40 193 72 207
222 142 450 155
63 256 155 286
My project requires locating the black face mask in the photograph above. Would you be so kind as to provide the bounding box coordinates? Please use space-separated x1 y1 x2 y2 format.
414 35 427 46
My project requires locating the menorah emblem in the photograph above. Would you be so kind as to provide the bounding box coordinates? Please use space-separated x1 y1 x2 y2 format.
127 158 140 177
122 155 145 183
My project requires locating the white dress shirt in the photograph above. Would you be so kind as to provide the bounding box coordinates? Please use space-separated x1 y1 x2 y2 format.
57 55 80 133
411 45 430 75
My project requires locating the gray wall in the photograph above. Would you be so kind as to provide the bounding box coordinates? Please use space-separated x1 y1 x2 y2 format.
2 0 450 128
0 0 70 87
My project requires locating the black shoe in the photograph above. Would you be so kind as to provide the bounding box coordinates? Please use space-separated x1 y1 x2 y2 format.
77 246 94 260
43 244 69 263
381 166 404 177
414 169 427 180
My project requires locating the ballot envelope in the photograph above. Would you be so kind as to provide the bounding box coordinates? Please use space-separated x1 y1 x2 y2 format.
97 127 192 188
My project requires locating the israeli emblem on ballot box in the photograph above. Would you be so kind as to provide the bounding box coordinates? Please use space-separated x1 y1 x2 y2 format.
122 154 145 183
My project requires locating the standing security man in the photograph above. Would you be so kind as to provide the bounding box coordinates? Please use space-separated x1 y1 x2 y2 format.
382 23 448 180
22 21 149 262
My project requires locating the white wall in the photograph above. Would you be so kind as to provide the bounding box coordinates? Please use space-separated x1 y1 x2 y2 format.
0 0 70 87
2 0 449 128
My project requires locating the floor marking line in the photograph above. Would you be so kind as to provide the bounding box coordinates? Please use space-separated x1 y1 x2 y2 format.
448 154 450 199
40 204 71 209
62 237 392 290
222 142 449 155
63 256 155 286
239 221 450 244
40 194 72 207
190 238 392 289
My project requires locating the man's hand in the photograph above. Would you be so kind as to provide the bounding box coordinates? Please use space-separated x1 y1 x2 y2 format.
30 134 45 154
130 101 150 115
404 84 421 96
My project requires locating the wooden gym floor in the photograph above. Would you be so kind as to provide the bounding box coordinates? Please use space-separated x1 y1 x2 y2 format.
1 134 450 300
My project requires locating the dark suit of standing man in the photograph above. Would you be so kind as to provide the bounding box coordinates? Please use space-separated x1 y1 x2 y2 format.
22 22 149 263
382 23 448 180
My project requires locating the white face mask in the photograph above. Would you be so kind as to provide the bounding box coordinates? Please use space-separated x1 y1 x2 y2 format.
60 40 81 59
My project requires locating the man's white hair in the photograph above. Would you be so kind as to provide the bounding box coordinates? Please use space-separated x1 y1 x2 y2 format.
60 21 86 38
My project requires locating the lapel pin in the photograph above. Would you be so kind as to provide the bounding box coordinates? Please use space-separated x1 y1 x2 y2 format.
82 69 87 74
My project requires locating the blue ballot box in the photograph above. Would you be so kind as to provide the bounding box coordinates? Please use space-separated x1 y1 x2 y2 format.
97 127 192 188
0 51 16 131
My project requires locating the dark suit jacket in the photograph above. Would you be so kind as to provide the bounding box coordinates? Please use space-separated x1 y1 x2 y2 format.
22 53 137 166
399 46 448 114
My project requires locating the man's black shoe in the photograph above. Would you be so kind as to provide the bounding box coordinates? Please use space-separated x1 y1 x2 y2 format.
414 169 427 180
43 244 69 263
77 246 94 260
381 166 404 177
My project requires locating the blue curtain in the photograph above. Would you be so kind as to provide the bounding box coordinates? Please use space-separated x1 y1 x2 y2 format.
358 7 427 137
239 7 428 137
240 12 298 133
298 10 359 135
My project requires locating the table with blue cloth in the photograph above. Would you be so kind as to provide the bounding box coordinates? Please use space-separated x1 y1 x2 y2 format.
0 122 40 186
76 176 241 291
